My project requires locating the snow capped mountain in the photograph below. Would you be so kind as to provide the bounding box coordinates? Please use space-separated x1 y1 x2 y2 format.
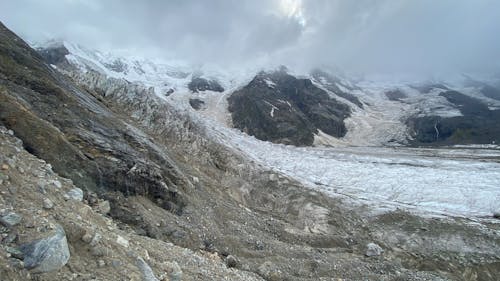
35 40 260 98
38 40 500 148
30 40 500 219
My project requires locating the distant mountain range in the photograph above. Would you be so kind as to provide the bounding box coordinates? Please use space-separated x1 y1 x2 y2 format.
35 40 500 147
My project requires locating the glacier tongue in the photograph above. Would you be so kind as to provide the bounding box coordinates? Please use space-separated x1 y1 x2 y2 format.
201 113 500 218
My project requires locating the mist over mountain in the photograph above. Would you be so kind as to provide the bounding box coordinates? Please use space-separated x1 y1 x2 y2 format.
2 0 500 77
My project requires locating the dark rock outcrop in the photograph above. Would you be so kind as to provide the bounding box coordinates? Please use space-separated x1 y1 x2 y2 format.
385 89 407 101
481 84 500 101
188 77 224 93
408 91 500 144
464 77 500 101
36 43 69 65
189 98 205 110
228 69 351 146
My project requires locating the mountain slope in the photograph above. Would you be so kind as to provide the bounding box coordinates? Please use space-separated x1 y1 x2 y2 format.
0 22 189 213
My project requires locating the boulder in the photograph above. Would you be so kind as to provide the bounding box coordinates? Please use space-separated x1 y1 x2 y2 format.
493 212 500 219
365 242 384 257
136 257 160 281
188 77 224 93
42 198 54 209
0 212 22 227
19 225 70 273
64 188 83 201
225 255 239 268
189 98 205 110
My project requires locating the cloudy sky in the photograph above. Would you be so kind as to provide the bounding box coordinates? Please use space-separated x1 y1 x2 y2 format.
1 0 500 76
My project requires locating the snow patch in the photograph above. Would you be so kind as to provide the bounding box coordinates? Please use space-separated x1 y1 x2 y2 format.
264 78 276 89
264 101 279 117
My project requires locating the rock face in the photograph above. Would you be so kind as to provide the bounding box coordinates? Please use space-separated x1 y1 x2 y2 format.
228 69 351 146
481 84 500 101
19 225 70 273
189 98 205 110
188 77 224 93
36 43 70 65
408 90 500 144
0 21 188 216
385 89 407 101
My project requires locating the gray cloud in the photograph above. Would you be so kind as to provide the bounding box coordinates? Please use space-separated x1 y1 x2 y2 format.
1 0 499 76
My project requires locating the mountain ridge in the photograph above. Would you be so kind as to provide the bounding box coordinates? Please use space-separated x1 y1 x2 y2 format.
35 39 500 147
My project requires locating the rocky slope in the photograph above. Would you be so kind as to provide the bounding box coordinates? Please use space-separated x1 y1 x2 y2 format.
0 125 265 280
1 21 500 280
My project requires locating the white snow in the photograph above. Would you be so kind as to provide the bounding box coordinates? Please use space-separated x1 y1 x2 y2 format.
277 99 292 108
335 82 350 93
264 78 276 88
263 101 279 117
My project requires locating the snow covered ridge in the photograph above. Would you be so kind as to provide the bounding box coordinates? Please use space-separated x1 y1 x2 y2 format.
52 41 500 146
32 40 260 99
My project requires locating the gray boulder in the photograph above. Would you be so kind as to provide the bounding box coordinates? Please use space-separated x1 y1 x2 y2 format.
136 257 159 281
225 255 239 268
19 225 70 273
365 242 384 257
42 198 54 209
0 212 22 227
64 188 83 201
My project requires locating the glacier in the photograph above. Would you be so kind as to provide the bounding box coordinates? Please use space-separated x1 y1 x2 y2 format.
39 40 500 220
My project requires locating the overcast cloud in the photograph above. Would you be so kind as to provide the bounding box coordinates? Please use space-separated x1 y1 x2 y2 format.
1 0 499 76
